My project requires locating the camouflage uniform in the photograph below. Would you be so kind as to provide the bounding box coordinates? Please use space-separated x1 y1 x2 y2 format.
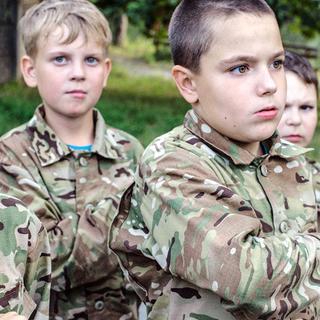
0 193 51 319
309 159 320 225
110 109 320 320
0 106 144 320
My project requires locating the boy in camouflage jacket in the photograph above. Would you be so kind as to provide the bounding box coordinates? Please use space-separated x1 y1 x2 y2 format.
0 0 143 319
110 0 320 319
0 194 51 319
277 50 319 206
278 50 318 150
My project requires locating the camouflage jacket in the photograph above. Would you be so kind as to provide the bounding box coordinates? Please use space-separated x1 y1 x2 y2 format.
110 109 320 320
309 159 320 225
0 193 51 319
0 106 144 320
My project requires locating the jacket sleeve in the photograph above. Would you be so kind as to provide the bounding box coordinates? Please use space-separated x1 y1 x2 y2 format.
0 194 51 319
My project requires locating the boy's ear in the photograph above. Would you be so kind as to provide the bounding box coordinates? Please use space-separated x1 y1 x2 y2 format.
172 65 199 104
20 55 38 87
103 58 112 87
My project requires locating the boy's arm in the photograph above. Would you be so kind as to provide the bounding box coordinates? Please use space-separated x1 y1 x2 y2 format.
113 146 320 317
0 195 51 319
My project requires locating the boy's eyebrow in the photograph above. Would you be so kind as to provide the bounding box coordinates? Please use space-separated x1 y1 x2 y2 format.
47 50 104 56
220 50 285 66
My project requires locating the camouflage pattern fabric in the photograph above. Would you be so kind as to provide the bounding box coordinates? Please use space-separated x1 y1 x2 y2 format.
0 106 144 320
110 109 320 320
0 193 51 319
309 159 320 226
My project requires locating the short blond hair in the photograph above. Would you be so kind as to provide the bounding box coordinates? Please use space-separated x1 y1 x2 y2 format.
19 0 112 58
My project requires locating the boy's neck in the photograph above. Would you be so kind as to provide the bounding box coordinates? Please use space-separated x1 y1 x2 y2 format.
44 108 95 146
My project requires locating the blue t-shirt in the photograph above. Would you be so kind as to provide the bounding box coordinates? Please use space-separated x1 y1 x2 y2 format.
67 144 92 152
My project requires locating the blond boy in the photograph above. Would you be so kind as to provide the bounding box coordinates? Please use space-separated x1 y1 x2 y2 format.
110 0 320 319
0 0 143 319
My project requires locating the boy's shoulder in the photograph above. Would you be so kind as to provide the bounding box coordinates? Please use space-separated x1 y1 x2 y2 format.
94 109 144 159
277 138 314 158
1 122 30 144
0 107 40 148
0 108 50 164
103 123 143 151
140 124 187 161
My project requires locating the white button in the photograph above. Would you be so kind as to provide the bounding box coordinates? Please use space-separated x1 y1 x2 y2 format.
279 221 289 233
79 157 88 167
94 300 104 311
85 203 94 212
79 177 87 184
260 165 268 177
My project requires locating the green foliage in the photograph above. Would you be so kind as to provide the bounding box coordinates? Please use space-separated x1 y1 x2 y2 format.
110 32 156 63
90 0 178 59
266 0 320 39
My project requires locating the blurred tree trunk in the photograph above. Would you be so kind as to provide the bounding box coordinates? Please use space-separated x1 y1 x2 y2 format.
113 13 128 47
0 0 18 83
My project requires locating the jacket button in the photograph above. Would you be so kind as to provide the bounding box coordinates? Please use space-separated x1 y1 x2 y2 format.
80 157 88 167
94 300 105 311
279 221 289 233
85 203 94 212
260 165 268 177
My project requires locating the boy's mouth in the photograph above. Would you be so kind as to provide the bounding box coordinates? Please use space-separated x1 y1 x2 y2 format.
282 134 303 143
255 106 278 120
66 90 87 99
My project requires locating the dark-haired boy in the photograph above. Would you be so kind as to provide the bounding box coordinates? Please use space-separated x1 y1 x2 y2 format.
110 0 320 319
278 50 318 148
278 50 320 242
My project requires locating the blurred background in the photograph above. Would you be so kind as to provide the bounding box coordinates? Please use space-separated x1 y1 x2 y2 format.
0 0 319 159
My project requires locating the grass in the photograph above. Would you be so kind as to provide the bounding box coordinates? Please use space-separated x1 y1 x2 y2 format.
311 127 320 161
0 63 319 161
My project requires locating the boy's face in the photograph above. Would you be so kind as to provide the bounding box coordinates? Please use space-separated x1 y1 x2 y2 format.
185 13 286 155
277 71 318 147
21 27 111 121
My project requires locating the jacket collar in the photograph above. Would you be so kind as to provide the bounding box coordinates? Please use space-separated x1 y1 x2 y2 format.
183 109 310 165
27 105 121 167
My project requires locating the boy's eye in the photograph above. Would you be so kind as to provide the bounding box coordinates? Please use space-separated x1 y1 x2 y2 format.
230 65 249 74
54 56 67 64
86 57 98 65
300 104 315 111
272 59 283 69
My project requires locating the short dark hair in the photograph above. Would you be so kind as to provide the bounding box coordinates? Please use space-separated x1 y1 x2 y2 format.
169 0 274 73
284 50 318 94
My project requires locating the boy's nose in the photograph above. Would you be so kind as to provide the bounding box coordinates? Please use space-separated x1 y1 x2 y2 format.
286 108 302 126
256 69 277 96
70 61 85 81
